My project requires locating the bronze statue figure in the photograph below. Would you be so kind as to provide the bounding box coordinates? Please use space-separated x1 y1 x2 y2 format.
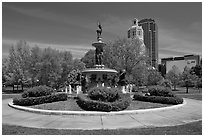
96 22 102 40
95 45 103 65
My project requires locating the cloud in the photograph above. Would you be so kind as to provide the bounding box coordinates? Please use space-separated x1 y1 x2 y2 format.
3 4 95 31
158 22 202 59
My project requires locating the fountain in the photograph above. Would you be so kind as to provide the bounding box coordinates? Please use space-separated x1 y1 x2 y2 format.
81 22 118 91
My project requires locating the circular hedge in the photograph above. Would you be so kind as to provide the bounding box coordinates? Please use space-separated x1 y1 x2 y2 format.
76 87 131 112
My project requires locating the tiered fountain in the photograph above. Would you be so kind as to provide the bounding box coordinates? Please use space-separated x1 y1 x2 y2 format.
81 22 118 91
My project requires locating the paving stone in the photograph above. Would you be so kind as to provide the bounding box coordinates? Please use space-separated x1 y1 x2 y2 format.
130 112 184 127
101 115 146 129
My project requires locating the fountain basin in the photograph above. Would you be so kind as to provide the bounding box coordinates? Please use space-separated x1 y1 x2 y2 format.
82 68 117 74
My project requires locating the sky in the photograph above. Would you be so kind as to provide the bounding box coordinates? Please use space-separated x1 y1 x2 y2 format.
2 2 202 61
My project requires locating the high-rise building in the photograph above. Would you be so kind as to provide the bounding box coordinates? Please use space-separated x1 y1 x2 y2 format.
138 18 158 69
128 18 145 55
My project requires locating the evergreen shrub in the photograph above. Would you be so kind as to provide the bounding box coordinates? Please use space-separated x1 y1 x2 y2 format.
21 86 54 98
148 85 175 97
76 93 131 112
88 87 121 102
13 92 67 106
76 87 131 112
133 94 183 105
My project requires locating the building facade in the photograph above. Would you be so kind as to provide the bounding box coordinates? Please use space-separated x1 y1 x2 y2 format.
127 18 146 55
160 54 200 76
128 18 144 40
138 18 158 69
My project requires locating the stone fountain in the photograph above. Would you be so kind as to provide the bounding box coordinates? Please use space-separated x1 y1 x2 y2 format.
81 22 118 91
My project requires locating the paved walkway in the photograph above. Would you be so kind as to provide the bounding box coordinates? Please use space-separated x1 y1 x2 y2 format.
2 98 202 130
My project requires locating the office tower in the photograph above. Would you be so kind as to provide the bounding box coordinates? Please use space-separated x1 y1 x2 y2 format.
138 18 158 69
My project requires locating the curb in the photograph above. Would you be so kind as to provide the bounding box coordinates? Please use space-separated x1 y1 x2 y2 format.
8 99 186 116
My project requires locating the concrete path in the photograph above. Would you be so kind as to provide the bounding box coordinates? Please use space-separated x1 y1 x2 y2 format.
2 98 202 130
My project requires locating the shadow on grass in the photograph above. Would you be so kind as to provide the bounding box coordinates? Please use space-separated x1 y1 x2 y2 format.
2 121 202 135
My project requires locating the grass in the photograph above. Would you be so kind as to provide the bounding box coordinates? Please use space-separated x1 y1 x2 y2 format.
173 87 202 100
2 94 21 100
2 120 202 135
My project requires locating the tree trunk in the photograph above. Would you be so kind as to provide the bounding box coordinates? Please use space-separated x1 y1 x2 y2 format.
13 85 14 91
174 85 176 91
22 84 23 91
186 86 189 93
17 85 18 91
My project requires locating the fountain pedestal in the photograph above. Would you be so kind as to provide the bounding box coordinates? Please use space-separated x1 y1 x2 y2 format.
81 33 117 92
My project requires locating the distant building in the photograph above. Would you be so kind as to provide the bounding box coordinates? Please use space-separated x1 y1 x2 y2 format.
128 18 144 40
138 18 158 69
127 18 145 55
160 54 200 76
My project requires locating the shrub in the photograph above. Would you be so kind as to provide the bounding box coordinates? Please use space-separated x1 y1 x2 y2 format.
148 85 175 97
133 94 183 105
76 93 131 112
13 92 67 106
131 86 138 92
21 86 54 98
88 87 121 102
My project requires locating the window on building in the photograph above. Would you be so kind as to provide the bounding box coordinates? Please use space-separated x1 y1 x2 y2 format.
138 30 141 36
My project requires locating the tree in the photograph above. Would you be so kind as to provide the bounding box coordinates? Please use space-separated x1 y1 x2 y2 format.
190 65 202 78
132 63 148 86
7 40 31 91
38 47 62 88
67 69 81 86
72 58 86 71
28 46 43 87
195 77 202 92
147 68 163 86
81 49 95 68
2 58 9 85
59 51 73 87
103 38 148 75
180 67 198 93
166 65 181 90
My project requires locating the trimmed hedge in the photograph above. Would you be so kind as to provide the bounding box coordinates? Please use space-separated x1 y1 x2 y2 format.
148 85 175 97
88 87 121 102
13 92 67 106
76 93 131 112
21 86 54 98
133 94 183 105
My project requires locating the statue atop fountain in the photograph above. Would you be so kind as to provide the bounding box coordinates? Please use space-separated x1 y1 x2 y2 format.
96 21 102 42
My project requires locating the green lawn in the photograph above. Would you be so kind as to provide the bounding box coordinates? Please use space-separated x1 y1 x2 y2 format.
2 120 202 135
2 94 21 100
174 87 202 100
